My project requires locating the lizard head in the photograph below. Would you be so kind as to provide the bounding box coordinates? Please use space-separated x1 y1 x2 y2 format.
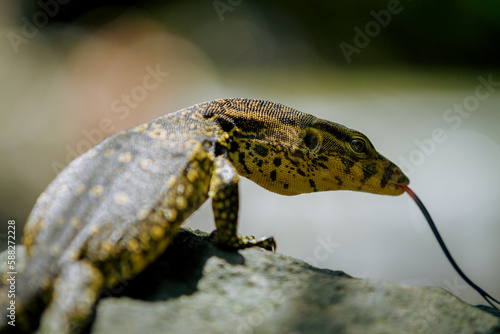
293 119 410 196
212 98 409 196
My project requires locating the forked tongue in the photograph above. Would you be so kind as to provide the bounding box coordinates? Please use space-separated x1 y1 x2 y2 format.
395 184 499 310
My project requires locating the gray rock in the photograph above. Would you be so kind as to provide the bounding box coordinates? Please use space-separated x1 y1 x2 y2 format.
91 228 500 334
2 228 499 334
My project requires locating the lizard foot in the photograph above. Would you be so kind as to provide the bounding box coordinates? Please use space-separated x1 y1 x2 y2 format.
210 230 276 252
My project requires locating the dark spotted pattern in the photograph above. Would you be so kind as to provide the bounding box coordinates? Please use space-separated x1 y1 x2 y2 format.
254 145 269 157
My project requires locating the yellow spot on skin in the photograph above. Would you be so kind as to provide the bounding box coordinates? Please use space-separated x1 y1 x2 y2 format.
86 149 98 158
56 184 69 196
89 185 105 197
203 159 211 171
133 123 148 132
167 176 177 188
104 149 116 158
114 192 130 205
66 249 79 261
127 239 140 252
165 208 177 221
140 158 154 170
102 241 114 253
148 127 167 140
90 225 100 235
186 168 198 183
139 233 151 245
176 196 187 210
136 206 151 220
152 210 166 224
75 183 87 195
118 152 133 163
131 253 147 272
150 225 164 240
185 184 194 197
70 217 81 229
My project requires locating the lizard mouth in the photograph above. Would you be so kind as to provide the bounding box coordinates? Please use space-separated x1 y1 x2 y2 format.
382 165 409 195
388 182 407 195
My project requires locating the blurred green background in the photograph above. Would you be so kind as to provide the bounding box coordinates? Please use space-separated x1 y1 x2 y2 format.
1 0 499 306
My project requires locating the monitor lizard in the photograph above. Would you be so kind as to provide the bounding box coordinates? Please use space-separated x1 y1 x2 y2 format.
0 98 409 333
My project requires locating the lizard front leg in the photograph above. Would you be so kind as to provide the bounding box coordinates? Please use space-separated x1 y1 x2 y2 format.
209 156 276 251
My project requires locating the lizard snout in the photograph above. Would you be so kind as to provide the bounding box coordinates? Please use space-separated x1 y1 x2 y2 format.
383 163 409 195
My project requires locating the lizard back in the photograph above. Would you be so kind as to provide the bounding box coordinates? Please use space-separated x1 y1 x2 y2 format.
22 101 222 285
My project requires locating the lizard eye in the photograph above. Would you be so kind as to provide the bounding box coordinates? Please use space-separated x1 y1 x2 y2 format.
348 137 366 154
304 129 321 152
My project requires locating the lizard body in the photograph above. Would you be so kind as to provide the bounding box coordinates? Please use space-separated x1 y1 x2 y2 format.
0 98 408 333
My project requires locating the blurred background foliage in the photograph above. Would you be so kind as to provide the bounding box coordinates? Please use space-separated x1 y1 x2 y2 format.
9 0 500 67
1 0 500 305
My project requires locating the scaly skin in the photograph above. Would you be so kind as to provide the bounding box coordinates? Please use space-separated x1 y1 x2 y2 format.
0 98 408 333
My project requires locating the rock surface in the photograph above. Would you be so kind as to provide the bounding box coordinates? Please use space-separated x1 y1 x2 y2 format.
93 228 499 334
2 228 499 334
